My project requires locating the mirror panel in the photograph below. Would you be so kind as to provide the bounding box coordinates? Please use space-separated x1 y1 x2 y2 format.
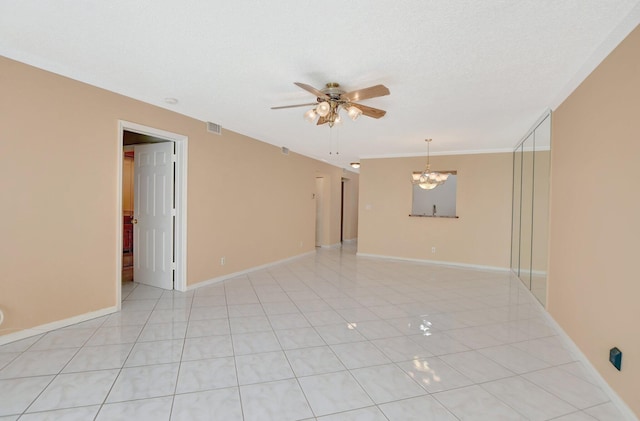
511 112 551 306
531 115 551 305
519 134 535 290
511 145 522 273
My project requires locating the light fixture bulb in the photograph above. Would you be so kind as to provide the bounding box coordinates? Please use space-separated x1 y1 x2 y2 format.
304 109 317 122
334 113 342 124
347 106 363 120
350 162 360 169
316 101 330 117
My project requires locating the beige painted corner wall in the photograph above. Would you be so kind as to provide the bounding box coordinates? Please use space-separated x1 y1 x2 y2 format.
548 25 640 416
358 153 512 268
0 56 356 337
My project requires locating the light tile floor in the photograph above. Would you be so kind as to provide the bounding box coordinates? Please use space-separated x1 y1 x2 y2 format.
0 245 631 420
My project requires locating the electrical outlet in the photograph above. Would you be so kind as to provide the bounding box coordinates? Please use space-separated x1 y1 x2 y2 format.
610 347 622 371
299 241 303 247
431 247 436 254
220 257 225 266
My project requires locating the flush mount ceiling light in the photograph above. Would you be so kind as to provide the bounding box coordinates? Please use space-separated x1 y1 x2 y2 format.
163 97 179 105
271 82 390 128
411 139 450 190
350 162 360 169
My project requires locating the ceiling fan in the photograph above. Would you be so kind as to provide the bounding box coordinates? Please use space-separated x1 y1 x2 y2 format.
271 82 390 127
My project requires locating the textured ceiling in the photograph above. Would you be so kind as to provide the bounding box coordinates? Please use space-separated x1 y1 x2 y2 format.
1 1 639 168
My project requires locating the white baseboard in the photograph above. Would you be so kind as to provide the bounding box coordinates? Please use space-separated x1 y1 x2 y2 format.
0 306 118 346
187 251 316 291
540 311 638 420
356 252 510 273
342 238 357 244
320 243 342 249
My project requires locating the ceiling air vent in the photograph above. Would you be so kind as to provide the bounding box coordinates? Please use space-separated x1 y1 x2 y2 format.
206 122 222 135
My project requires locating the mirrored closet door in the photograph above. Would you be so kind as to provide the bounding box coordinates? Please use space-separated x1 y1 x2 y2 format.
511 112 551 306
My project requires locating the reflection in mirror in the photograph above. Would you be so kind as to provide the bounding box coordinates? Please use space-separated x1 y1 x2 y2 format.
520 134 534 290
511 145 522 274
531 115 551 306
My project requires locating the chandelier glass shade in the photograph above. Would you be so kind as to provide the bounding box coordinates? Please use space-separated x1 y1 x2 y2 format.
305 100 362 127
411 139 450 190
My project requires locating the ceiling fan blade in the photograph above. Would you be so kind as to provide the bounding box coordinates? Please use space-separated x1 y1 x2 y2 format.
294 82 329 99
351 103 387 119
317 116 330 125
271 103 318 110
342 84 390 102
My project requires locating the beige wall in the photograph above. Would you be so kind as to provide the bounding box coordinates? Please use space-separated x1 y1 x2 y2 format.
358 153 512 268
0 56 356 337
548 25 640 416
342 174 359 241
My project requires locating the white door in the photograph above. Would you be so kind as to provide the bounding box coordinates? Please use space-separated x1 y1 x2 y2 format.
133 142 174 290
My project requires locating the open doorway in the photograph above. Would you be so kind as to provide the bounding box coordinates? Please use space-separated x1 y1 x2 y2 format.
121 135 174 287
117 121 188 306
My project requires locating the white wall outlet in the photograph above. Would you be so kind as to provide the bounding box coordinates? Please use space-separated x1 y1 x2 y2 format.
220 257 225 265
299 241 303 247
431 247 436 254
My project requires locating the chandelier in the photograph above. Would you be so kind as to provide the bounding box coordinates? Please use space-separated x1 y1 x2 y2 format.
411 139 450 190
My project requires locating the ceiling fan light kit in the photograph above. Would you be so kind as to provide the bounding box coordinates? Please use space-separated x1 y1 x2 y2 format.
272 82 390 128
411 139 450 190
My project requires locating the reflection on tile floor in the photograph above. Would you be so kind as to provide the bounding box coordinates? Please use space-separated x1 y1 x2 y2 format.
0 245 630 420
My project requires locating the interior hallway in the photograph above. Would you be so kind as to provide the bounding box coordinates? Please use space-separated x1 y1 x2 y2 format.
0 245 624 420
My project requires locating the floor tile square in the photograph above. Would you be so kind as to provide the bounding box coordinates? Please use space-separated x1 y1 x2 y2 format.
482 376 576 420
317 405 388 420
275 327 326 349
235 351 294 385
0 349 78 379
176 357 237 394
20 405 101 421
62 343 133 373
182 335 233 360
172 387 243 421
106 363 179 402
433 385 527 420
524 367 609 409
298 371 373 416
439 350 514 383
96 397 172 421
240 379 313 421
379 395 458 421
28 369 119 412
231 331 281 355
330 341 390 369
285 346 346 376
0 376 54 417
396 356 473 393
350 363 426 404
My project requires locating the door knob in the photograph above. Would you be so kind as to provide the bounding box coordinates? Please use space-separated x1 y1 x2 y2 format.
132 218 138 224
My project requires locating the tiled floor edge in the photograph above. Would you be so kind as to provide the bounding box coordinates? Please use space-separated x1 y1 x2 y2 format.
355 252 511 273
185 250 317 292
0 305 118 346
540 308 639 421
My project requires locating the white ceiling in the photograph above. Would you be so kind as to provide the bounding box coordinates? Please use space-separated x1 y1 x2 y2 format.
1 1 639 168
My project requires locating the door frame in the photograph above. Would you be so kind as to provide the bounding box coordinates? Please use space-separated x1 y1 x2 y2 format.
116 121 188 306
